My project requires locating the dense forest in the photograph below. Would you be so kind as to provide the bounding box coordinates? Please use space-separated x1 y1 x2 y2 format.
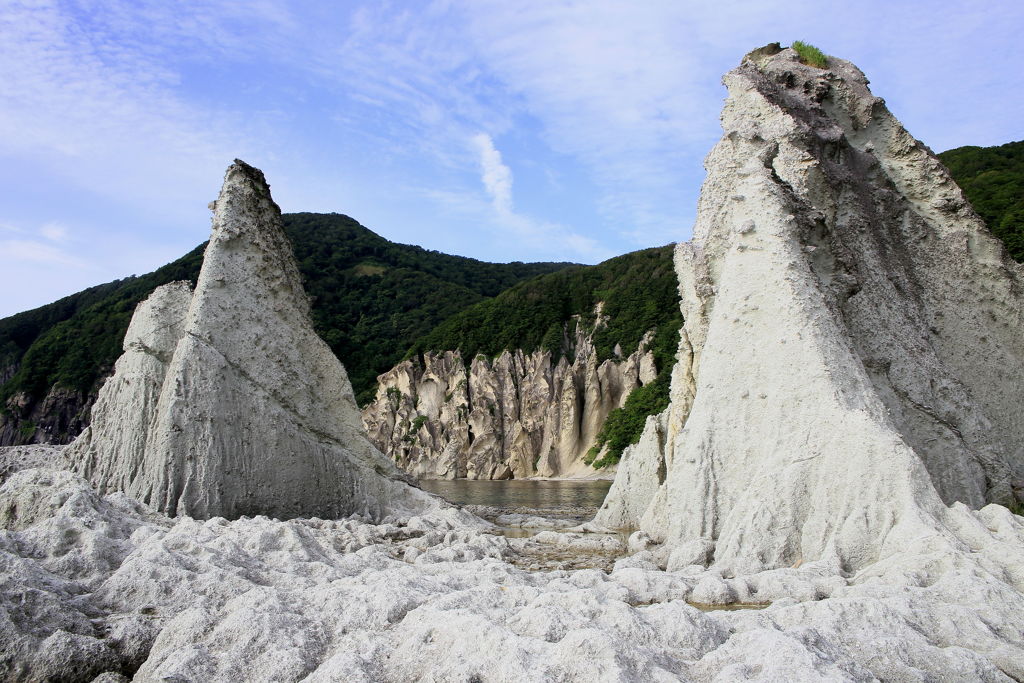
408 245 682 465
938 140 1024 261
0 246 207 411
408 246 678 366
285 214 572 403
0 213 572 437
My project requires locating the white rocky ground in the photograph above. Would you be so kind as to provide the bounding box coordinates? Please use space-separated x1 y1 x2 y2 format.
1 462 1022 681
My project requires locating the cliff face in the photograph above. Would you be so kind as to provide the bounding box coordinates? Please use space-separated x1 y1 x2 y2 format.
362 320 657 479
0 386 94 447
64 160 439 521
598 45 1024 575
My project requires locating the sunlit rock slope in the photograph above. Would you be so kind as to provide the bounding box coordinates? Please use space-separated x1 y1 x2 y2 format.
599 44 1024 574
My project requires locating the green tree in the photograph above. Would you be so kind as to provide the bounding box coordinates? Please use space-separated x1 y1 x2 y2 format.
939 140 1024 262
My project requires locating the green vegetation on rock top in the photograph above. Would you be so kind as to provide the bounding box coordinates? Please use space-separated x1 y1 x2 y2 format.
792 41 828 68
0 213 573 418
938 140 1024 262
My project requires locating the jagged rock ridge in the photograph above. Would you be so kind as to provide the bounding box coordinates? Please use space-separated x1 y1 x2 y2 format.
65 160 437 521
598 45 1024 575
362 318 657 479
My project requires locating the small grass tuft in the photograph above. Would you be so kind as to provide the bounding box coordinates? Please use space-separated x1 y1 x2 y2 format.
792 41 828 68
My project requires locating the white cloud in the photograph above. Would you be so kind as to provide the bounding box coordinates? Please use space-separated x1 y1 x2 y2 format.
3 0 1023 317
0 0 279 219
39 222 69 242
452 0 722 243
464 133 611 262
0 239 88 268
311 0 722 247
470 133 513 215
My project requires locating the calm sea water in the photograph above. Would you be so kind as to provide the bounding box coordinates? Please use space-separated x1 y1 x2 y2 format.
418 478 612 523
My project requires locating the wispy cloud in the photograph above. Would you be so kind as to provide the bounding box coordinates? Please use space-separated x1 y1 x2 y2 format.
0 239 86 268
466 132 610 262
2 0 1023 316
0 0 281 217
39 222 69 242
452 1 720 244
0 0 301 313
310 1 721 248
0 214 185 316
470 133 513 215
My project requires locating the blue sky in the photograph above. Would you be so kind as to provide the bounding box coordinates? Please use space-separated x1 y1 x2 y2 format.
1 0 1022 317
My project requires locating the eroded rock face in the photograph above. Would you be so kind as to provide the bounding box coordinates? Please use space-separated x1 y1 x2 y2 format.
67 282 192 498
362 324 656 479
0 385 94 446
64 161 438 521
598 46 1024 575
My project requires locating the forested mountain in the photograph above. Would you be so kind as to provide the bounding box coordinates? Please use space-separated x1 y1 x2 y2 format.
938 140 1024 261
0 213 572 444
389 245 682 468
407 246 679 370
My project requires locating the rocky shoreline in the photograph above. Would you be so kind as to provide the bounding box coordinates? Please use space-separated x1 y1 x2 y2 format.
2 44 1023 681
2 461 1022 680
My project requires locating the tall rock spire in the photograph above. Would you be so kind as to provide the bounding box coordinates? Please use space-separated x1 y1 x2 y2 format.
68 160 436 520
598 45 1024 574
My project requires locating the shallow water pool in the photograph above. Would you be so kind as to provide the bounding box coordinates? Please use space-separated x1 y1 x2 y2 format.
418 478 612 524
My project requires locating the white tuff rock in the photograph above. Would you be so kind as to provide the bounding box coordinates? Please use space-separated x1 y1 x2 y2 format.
65 160 439 521
2 466 1023 681
598 45 1024 574
363 324 656 479
0 444 65 483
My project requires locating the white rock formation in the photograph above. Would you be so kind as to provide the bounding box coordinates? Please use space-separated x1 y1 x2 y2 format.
362 323 657 479
1 465 1022 681
597 45 1024 576
3 51 1024 682
0 444 65 483
65 160 438 521
68 282 192 497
